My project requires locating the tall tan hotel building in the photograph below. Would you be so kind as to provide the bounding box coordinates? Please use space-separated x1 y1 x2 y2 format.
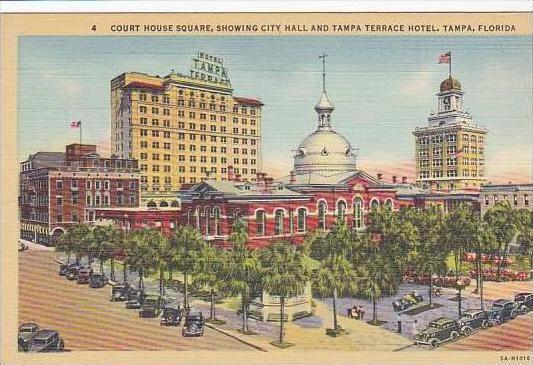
111 52 263 193
413 75 488 191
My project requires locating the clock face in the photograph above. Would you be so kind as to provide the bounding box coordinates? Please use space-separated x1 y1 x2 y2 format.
443 96 451 105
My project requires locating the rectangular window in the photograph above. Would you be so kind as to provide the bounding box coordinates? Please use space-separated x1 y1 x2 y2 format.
71 192 78 205
95 181 101 190
117 193 124 206
56 196 63 206
297 209 307 232
56 180 63 189
104 194 109 206
525 195 529 206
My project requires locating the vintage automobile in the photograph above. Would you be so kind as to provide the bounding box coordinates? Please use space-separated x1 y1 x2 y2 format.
160 307 183 326
414 317 461 349
65 264 83 280
514 292 533 314
18 323 40 352
76 267 94 284
18 241 28 252
110 283 132 302
457 309 492 336
89 273 108 288
59 263 73 276
490 299 518 324
139 295 164 318
28 330 64 352
182 309 205 337
125 290 146 309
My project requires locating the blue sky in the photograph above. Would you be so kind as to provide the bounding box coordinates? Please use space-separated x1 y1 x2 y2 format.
18 36 532 182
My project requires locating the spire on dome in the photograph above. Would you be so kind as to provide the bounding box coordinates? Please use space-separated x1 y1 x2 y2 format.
315 54 334 129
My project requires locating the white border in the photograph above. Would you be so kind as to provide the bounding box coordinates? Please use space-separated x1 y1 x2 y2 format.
1 0 532 13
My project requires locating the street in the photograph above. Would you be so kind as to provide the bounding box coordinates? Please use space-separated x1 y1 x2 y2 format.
18 250 253 351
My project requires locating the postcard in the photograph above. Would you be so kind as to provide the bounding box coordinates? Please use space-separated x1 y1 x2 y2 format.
1 7 532 365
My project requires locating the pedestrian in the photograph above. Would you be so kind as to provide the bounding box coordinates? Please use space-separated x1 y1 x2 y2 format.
397 312 402 334
412 319 418 335
358 305 365 320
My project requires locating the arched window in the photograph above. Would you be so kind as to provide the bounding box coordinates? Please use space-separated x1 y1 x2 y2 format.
147 200 157 208
317 201 327 230
370 198 380 210
353 197 364 229
213 207 221 236
336 200 347 221
256 210 266 236
186 209 193 225
275 209 284 235
205 207 211 235
159 200 169 207
297 208 307 232
384 199 394 210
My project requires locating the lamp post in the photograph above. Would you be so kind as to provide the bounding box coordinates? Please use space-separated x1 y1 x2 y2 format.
456 278 467 318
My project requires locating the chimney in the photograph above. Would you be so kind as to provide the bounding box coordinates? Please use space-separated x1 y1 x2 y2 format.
392 176 397 184
377 173 383 181
289 170 296 184
228 165 235 181
265 177 274 191
402 176 407 184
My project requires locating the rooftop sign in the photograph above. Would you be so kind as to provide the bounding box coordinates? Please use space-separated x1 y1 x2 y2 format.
190 52 231 86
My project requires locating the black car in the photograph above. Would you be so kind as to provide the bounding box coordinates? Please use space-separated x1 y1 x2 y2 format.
111 284 132 302
139 295 164 317
457 309 492 336
76 267 93 284
58 263 73 276
66 265 82 281
414 317 461 349
89 274 108 288
490 299 518 324
514 292 533 314
18 323 39 352
126 290 146 309
182 310 205 337
28 330 64 352
160 307 183 326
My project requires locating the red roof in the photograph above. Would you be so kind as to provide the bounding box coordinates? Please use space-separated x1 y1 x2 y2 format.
124 81 166 91
234 97 264 107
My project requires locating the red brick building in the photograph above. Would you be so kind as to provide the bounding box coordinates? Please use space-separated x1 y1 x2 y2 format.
19 144 140 245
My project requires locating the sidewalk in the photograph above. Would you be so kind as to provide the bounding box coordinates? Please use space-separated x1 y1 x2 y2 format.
19 238 55 251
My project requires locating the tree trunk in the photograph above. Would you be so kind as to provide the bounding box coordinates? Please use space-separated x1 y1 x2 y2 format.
110 257 115 281
159 266 164 295
210 289 215 320
279 296 285 344
496 243 504 281
123 262 128 283
372 297 377 323
429 273 433 307
138 269 143 290
100 259 104 275
183 271 188 310
168 267 173 281
332 287 338 330
241 295 247 332
530 252 533 279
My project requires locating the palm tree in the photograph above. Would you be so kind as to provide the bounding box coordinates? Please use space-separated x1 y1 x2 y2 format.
151 229 170 295
483 202 519 281
225 220 262 334
107 226 124 281
260 242 308 345
170 225 205 309
516 210 533 278
91 225 116 275
55 228 77 263
192 245 227 321
417 245 447 308
309 221 357 333
125 229 158 290
67 223 93 265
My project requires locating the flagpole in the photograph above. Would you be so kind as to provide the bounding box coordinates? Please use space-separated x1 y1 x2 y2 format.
80 122 82 145
449 51 452 78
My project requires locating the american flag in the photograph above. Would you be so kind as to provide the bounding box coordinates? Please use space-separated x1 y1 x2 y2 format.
438 52 451 64
453 147 464 158
70 120 81 128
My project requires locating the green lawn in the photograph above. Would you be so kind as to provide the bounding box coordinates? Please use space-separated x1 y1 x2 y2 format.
446 253 531 273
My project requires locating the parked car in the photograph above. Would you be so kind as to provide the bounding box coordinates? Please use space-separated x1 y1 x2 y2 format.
59 263 74 276
514 292 533 314
18 241 28 252
139 295 163 318
28 330 64 352
489 299 518 324
66 264 82 280
414 317 461 349
76 267 93 284
457 309 492 336
110 283 132 302
125 290 146 309
182 309 204 337
160 307 183 326
18 323 39 352
393 291 424 311
89 273 108 288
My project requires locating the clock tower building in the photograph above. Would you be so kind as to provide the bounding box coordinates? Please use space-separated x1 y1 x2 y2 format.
413 75 488 191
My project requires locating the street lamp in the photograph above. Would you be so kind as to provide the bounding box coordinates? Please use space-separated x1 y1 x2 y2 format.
456 278 467 318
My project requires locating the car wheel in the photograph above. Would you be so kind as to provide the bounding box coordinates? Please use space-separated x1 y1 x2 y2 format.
451 332 459 341
463 327 472 336
511 311 517 319
481 321 489 329
429 339 439 349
